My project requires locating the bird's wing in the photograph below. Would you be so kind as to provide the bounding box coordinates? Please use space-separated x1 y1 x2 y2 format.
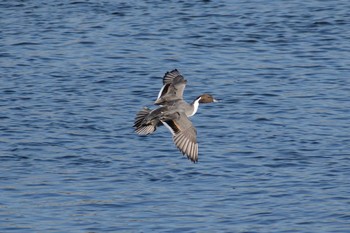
155 69 187 105
161 112 198 162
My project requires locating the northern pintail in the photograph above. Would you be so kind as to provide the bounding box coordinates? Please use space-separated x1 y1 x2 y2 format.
134 69 217 163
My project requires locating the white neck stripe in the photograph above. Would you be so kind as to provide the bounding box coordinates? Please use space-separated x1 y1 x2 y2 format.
189 97 201 117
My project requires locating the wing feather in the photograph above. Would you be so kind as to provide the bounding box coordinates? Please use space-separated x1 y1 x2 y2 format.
155 69 187 105
161 112 198 162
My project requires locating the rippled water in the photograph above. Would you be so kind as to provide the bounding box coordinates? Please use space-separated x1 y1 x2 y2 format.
1 0 350 232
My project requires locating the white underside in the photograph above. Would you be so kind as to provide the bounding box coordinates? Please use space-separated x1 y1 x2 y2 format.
156 84 166 100
161 121 175 136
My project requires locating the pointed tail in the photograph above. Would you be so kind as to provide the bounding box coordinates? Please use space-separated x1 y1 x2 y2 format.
133 107 157 135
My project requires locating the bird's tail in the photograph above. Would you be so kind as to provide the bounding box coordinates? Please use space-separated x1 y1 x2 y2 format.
133 107 157 135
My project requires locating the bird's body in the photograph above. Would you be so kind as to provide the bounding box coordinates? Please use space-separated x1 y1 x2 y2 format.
134 69 217 162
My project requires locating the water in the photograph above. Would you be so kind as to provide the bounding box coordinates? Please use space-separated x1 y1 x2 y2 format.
1 0 350 232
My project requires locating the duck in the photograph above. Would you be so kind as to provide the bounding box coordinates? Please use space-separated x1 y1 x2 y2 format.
134 69 217 163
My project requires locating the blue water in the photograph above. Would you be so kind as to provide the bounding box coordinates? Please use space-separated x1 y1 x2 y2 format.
1 0 350 232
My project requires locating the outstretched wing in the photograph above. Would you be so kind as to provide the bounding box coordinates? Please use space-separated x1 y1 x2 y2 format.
161 112 198 162
155 69 187 105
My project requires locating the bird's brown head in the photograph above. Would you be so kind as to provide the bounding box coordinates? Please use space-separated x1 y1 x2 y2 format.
198 94 218 104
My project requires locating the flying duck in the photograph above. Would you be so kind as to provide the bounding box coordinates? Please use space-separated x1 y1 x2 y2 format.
134 69 217 162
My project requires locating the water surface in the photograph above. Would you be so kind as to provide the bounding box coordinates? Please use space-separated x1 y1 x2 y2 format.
1 0 350 232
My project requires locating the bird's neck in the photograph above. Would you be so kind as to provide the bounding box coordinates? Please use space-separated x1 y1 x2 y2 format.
189 97 201 117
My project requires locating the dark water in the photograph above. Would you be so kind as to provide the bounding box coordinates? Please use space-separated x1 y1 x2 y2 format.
1 0 350 232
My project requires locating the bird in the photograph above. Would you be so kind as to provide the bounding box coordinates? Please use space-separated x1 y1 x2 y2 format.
134 69 217 163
